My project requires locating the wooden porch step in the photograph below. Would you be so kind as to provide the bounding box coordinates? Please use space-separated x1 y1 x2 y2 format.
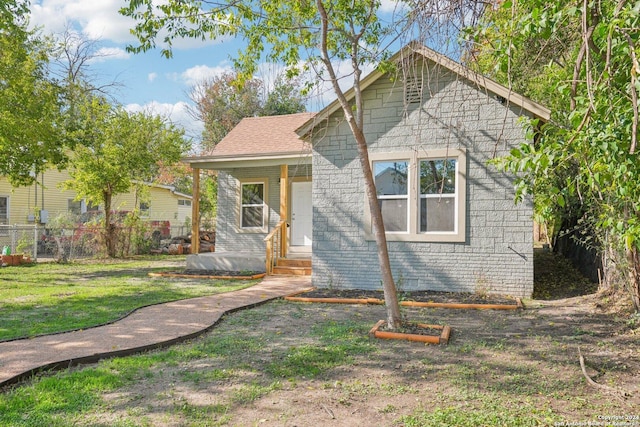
277 258 311 268
272 265 312 276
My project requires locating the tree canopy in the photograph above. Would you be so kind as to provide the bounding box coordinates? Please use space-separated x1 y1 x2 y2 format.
469 0 640 310
0 0 66 186
65 96 189 256
189 70 306 151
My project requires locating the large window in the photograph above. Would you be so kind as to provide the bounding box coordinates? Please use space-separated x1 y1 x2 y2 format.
0 196 8 225
367 149 466 242
240 181 267 230
420 159 456 232
374 161 409 232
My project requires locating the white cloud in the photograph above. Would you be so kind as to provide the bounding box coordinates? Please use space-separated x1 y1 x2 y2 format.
180 64 232 87
30 0 137 44
30 0 221 51
148 72 158 83
301 59 378 110
379 0 404 13
90 47 131 63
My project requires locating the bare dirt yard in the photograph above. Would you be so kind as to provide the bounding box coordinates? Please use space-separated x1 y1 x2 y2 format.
68 251 640 427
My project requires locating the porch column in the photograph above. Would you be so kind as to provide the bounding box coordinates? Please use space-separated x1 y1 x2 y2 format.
280 164 288 258
191 167 200 254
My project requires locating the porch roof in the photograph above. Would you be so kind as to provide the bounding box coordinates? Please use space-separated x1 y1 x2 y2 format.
185 112 316 169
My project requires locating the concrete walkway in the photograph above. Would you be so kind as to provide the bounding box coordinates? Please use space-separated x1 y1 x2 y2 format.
0 275 311 388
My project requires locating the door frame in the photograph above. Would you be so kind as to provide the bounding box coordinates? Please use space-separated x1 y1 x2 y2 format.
289 177 312 247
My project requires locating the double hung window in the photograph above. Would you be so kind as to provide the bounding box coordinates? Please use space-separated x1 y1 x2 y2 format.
240 181 267 230
419 159 456 232
374 161 409 232
367 149 466 242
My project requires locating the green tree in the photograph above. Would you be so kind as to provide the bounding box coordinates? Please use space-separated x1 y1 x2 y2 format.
469 0 640 311
190 71 263 151
121 0 407 327
65 97 189 257
189 70 307 151
261 74 307 116
0 0 65 186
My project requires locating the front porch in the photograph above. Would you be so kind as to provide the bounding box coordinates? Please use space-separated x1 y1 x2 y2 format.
187 163 312 277
183 113 315 278
185 249 311 276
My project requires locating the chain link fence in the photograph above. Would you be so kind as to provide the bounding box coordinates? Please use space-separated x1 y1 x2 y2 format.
1 223 195 262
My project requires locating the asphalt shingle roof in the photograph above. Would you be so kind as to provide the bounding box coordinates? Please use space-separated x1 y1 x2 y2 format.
203 112 316 158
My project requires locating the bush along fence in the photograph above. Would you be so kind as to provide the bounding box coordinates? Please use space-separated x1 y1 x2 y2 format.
0 224 198 262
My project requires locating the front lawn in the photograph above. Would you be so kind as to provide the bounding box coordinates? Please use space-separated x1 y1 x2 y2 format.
0 257 258 341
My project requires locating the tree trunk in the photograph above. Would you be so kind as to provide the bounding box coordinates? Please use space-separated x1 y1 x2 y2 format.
103 190 116 257
315 0 402 329
626 245 640 312
353 127 403 329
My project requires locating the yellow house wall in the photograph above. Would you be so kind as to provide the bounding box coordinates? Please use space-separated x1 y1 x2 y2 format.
0 170 190 226
0 170 79 224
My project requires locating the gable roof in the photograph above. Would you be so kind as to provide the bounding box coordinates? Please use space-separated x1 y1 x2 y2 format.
296 42 550 137
185 112 315 168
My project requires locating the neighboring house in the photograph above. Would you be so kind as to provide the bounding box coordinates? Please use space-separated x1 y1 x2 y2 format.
0 169 192 228
185 43 550 297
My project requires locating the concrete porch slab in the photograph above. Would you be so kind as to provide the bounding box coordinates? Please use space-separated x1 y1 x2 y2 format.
186 252 266 272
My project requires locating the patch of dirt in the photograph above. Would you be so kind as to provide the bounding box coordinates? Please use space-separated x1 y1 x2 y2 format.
299 288 517 306
67 251 640 426
86 296 639 427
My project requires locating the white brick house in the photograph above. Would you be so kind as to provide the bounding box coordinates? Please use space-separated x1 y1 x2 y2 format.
185 43 550 297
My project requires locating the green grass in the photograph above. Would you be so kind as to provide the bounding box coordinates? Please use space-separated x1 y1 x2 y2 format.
265 320 375 378
399 405 557 427
0 308 375 426
0 257 258 340
0 294 632 426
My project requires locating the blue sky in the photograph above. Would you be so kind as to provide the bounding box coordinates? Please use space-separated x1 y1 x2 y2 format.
28 0 405 144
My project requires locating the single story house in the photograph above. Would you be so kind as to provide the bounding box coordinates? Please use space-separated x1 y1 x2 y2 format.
0 169 192 229
185 43 550 297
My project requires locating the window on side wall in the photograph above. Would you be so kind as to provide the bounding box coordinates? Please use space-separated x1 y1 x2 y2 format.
367 149 466 242
0 196 8 225
68 199 82 215
139 202 150 217
373 160 409 233
240 180 267 231
419 158 457 233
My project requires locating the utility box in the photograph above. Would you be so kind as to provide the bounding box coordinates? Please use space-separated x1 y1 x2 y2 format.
39 210 49 224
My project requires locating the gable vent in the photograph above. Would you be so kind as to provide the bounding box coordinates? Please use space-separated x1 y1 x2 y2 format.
404 75 423 105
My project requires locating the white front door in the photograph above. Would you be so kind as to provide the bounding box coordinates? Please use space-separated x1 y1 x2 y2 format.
291 181 312 246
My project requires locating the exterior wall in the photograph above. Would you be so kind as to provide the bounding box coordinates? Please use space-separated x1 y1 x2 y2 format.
215 163 312 254
111 186 189 223
311 61 534 297
0 170 86 224
0 170 188 226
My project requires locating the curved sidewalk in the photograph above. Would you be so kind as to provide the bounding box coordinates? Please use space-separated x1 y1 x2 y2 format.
0 275 311 389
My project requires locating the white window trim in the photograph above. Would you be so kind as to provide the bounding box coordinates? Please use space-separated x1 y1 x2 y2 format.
139 202 150 217
238 178 269 233
372 159 410 234
365 149 466 243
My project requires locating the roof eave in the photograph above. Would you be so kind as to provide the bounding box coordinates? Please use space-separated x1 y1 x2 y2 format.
184 152 312 170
